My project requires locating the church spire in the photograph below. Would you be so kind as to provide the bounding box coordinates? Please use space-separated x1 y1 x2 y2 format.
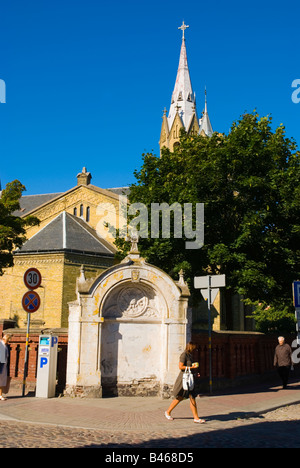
167 21 197 133
159 22 200 154
199 88 213 137
159 22 214 154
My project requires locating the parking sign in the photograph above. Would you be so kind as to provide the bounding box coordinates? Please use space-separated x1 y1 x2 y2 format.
22 290 41 313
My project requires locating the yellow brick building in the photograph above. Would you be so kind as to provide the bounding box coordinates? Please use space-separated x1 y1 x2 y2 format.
0 168 127 329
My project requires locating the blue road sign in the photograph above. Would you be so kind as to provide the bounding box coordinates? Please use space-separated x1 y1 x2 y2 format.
293 281 300 308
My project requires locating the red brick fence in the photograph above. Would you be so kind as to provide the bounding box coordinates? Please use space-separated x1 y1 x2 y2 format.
192 331 292 390
0 319 297 393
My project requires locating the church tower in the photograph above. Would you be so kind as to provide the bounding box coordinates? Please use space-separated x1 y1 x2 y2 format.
159 22 213 154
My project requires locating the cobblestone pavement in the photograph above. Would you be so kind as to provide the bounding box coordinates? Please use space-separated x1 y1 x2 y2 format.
0 402 300 448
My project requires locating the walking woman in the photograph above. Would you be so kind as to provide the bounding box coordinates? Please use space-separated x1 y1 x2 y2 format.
0 333 11 401
165 342 205 424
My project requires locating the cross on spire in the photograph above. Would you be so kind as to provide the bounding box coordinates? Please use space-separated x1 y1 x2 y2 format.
178 21 189 40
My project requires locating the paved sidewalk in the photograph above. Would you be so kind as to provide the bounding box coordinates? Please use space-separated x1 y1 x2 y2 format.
0 379 299 448
0 379 300 429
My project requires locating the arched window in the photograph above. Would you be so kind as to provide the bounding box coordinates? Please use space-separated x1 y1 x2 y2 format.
74 207 77 216
80 204 84 217
86 206 90 222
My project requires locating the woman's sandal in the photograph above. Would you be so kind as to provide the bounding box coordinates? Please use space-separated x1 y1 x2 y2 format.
164 412 174 421
194 418 206 424
0 396 7 401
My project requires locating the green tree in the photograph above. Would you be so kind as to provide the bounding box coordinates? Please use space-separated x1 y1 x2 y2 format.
115 113 300 332
0 180 39 274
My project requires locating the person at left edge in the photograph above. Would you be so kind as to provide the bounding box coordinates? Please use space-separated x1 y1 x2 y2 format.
0 333 11 401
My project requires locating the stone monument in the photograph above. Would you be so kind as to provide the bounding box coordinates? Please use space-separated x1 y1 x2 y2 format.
65 236 191 398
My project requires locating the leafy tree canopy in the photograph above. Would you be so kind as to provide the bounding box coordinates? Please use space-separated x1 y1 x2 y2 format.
115 113 300 332
0 180 39 275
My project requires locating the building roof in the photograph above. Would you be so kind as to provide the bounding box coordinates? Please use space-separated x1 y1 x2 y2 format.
15 211 116 256
13 185 130 218
106 186 130 197
13 193 63 217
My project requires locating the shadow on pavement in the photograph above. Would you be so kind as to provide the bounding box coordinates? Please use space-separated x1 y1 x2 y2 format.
82 419 300 448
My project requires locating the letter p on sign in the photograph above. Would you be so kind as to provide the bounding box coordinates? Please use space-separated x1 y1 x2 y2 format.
51 337 58 347
40 357 48 369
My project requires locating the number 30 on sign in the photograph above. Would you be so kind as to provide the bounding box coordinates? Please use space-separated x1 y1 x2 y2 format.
23 268 42 290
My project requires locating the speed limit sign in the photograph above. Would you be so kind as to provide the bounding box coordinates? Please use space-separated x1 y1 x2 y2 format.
23 268 42 290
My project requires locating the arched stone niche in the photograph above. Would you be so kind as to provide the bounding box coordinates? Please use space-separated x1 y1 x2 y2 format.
65 251 190 398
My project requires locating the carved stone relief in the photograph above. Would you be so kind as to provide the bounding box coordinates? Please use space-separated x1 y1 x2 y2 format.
103 283 161 319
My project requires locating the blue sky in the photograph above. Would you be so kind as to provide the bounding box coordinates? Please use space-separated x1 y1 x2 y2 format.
0 0 299 195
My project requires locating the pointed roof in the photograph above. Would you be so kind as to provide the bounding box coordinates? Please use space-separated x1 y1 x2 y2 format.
167 22 198 132
199 89 213 137
15 211 116 256
159 108 170 148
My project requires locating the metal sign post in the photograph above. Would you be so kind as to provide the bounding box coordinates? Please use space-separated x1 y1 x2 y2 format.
22 268 42 397
194 274 226 394
22 314 31 397
208 276 212 395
